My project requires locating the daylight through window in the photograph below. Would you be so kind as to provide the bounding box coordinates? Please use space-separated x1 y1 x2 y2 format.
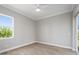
0 14 14 39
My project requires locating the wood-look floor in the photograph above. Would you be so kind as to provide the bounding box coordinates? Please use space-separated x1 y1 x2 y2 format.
1 43 76 55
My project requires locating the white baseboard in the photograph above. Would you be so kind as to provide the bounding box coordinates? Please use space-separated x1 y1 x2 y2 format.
0 41 75 54
72 48 76 51
0 41 36 54
36 41 72 50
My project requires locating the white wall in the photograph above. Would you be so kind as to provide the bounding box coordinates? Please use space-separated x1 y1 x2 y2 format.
0 6 36 51
73 5 79 16
37 12 73 48
0 5 74 52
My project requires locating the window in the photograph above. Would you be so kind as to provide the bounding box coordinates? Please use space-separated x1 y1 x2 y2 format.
0 14 14 39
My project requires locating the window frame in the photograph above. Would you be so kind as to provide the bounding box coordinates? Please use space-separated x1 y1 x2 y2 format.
0 14 14 40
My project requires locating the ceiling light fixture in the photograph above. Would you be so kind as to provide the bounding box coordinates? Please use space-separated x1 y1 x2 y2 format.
35 4 40 12
36 8 40 12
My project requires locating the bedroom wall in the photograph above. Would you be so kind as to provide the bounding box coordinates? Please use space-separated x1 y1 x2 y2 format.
0 5 36 51
0 5 74 52
36 12 73 49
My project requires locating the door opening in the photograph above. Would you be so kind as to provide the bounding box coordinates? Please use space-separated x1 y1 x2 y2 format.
76 14 79 53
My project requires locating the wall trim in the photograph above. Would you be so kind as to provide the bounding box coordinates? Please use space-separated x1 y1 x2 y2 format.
1 5 34 20
37 10 72 20
36 41 73 50
0 41 76 54
1 5 72 20
0 41 37 54
72 48 76 51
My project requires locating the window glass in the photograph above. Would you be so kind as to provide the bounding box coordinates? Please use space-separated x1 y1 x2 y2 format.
0 14 14 39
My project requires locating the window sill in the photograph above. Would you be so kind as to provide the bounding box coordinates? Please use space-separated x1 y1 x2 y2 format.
0 37 14 40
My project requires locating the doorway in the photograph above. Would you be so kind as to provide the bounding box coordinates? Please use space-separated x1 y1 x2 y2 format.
76 14 79 53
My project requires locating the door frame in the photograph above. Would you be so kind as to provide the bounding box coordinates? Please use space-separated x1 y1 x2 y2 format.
72 13 78 54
